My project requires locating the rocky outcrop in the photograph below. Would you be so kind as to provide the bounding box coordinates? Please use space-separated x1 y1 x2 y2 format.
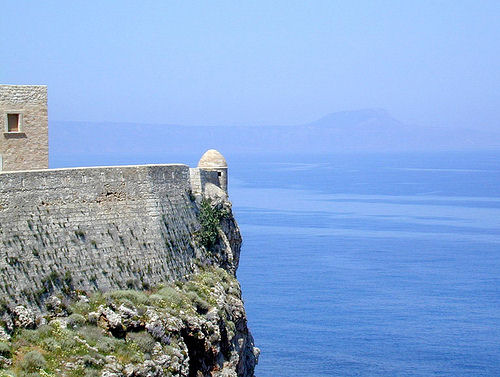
0 186 258 376
0 266 258 377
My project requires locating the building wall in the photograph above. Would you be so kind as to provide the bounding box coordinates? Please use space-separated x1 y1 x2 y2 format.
0 85 49 171
189 167 221 196
0 164 229 307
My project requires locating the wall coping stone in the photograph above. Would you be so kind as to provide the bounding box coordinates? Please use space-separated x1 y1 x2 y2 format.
0 163 189 175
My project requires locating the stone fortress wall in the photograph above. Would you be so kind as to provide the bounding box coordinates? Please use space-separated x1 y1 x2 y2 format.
0 162 227 307
0 85 49 171
0 84 235 309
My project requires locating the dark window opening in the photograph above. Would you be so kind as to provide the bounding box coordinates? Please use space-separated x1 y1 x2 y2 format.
218 172 222 177
7 114 20 132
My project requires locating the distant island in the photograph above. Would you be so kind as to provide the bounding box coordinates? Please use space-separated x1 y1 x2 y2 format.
51 109 500 167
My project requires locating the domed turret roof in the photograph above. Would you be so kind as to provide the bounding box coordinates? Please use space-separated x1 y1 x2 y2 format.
198 149 227 168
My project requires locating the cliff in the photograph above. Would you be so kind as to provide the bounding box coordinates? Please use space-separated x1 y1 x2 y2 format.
0 163 258 376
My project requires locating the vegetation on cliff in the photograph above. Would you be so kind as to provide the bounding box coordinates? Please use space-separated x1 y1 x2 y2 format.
0 267 258 377
196 198 230 249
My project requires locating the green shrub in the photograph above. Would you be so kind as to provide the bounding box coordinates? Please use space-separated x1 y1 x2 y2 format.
77 326 108 347
106 290 149 306
42 337 60 352
156 287 184 308
66 313 86 329
19 350 46 372
148 294 164 306
197 199 227 248
0 342 11 358
70 301 91 315
59 336 78 350
185 291 210 314
88 293 106 312
17 329 42 344
36 325 53 338
127 331 156 354
184 281 210 301
96 337 118 353
195 272 218 288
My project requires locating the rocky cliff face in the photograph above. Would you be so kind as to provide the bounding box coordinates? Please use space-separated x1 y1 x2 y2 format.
0 184 258 377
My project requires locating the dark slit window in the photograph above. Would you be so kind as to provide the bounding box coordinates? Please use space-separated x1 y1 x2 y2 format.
7 113 20 132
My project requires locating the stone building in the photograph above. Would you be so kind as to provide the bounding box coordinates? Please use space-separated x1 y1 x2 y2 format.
0 85 49 171
198 149 228 192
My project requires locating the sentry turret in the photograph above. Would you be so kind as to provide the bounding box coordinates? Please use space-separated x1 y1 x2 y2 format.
198 149 228 192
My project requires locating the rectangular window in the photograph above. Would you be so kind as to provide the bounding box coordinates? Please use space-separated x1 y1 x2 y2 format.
7 113 20 132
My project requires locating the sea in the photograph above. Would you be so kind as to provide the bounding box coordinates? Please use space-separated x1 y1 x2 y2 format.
229 151 500 377
52 150 500 376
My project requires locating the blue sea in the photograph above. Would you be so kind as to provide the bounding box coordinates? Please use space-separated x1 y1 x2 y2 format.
52 150 500 376
229 152 500 377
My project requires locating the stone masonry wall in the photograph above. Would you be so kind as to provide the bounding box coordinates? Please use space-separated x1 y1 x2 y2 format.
0 85 49 171
0 164 227 308
189 167 220 196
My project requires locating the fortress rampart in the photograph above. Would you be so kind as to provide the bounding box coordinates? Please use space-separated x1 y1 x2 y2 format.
0 163 232 307
0 85 257 376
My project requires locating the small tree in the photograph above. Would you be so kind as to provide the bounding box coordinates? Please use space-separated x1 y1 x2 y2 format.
198 199 227 249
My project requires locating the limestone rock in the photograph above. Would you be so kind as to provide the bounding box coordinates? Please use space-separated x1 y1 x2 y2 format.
0 327 11 341
98 307 126 338
13 305 35 329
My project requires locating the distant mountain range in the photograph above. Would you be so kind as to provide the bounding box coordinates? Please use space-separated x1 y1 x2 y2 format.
50 109 500 167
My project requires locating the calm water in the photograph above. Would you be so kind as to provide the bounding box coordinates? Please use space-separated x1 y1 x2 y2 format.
229 152 500 377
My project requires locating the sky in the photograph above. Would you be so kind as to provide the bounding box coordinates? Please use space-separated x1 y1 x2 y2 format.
2 1 499 130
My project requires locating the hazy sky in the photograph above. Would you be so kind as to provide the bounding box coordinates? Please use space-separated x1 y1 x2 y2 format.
2 1 499 129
